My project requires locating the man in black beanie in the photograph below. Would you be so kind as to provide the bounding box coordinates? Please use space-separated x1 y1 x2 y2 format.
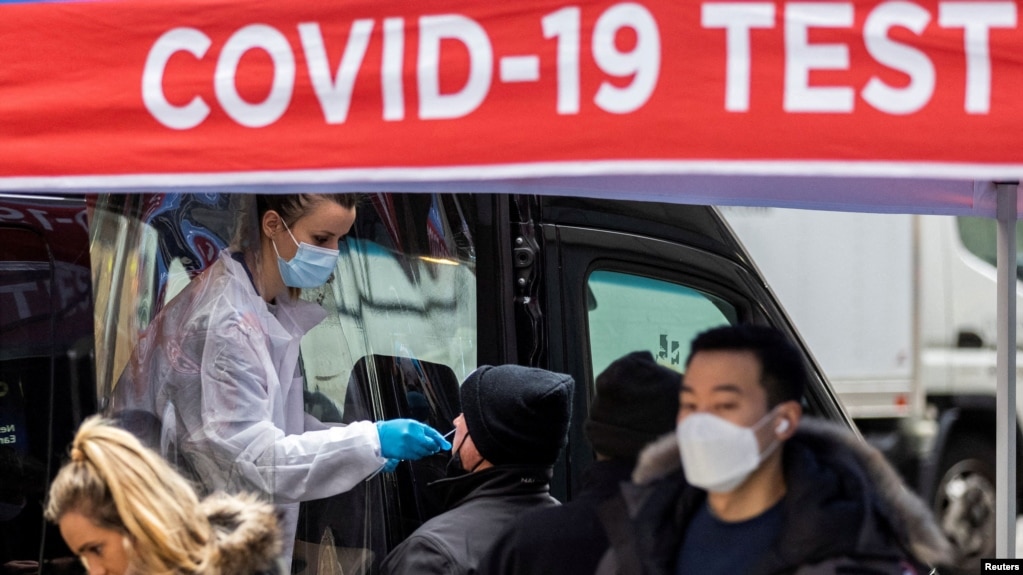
477 351 680 575
380 364 574 575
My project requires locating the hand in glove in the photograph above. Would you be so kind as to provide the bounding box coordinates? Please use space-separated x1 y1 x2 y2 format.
375 419 452 461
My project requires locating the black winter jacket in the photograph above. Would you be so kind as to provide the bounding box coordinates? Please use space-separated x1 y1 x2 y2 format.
380 465 559 575
478 459 635 575
599 418 953 575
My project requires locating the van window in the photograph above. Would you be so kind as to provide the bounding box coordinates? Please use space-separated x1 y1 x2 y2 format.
586 270 736 377
90 193 240 397
956 216 1023 281
300 237 477 416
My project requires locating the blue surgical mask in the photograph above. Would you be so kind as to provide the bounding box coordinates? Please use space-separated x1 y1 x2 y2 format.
272 220 340 288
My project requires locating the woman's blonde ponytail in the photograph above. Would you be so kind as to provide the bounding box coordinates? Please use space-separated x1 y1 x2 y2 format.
45 417 220 575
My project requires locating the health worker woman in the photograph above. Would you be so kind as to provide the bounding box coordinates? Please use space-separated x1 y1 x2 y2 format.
112 193 450 566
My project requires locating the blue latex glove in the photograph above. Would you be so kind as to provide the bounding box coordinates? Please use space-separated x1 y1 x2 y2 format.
375 419 452 461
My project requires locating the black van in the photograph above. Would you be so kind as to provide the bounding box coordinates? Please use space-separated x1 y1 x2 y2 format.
0 194 95 574
1 192 849 574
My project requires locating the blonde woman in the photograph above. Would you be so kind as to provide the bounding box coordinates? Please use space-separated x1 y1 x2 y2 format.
44 416 283 575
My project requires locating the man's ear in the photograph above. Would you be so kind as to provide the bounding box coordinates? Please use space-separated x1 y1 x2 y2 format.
460 434 492 472
775 401 802 440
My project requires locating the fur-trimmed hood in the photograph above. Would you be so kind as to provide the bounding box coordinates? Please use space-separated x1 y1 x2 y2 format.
200 492 283 575
630 417 953 569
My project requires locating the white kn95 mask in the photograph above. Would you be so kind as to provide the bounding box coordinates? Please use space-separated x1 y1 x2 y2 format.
676 408 786 493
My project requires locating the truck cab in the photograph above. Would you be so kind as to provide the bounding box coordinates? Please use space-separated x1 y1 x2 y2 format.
2 192 852 573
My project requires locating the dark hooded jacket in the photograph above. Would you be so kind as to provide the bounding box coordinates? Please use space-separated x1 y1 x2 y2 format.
477 459 635 575
199 492 285 575
380 465 559 575
598 418 953 575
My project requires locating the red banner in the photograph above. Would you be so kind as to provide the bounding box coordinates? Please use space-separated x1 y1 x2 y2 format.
0 0 1020 186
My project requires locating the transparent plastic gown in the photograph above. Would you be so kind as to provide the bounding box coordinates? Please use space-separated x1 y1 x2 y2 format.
111 249 387 562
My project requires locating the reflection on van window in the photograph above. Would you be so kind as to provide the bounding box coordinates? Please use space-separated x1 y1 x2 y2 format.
586 270 736 377
957 216 1023 281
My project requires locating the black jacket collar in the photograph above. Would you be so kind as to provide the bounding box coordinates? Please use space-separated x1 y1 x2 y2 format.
429 464 553 511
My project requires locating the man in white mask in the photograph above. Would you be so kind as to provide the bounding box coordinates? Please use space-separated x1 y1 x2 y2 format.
596 325 953 575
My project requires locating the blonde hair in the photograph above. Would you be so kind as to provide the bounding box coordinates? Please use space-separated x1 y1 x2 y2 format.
44 417 217 575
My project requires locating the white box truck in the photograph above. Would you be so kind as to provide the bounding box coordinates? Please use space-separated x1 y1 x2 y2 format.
722 206 1023 570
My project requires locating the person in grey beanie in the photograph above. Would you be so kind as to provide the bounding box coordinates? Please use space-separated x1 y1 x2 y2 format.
477 351 681 575
380 364 574 575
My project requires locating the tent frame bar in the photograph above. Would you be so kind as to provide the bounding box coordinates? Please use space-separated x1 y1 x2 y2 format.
996 181 1019 558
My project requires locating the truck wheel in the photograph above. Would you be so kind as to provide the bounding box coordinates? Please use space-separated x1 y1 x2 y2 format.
933 435 996 569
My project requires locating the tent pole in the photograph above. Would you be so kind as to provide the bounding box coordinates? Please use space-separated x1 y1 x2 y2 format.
996 181 1019 558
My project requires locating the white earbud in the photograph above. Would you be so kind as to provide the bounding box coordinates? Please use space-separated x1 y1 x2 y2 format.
775 420 790 434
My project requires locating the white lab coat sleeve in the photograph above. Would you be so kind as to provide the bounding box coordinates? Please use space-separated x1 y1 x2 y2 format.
195 309 386 504
303 412 330 432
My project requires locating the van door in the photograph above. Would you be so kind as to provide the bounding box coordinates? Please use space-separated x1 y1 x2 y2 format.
532 199 849 497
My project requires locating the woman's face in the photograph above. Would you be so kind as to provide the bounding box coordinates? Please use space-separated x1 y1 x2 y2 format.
271 199 357 262
58 511 131 575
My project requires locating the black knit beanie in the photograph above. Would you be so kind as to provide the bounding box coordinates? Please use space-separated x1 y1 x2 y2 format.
460 365 574 466
585 351 681 461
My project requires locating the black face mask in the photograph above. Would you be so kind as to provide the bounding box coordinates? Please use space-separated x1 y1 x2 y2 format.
445 435 484 479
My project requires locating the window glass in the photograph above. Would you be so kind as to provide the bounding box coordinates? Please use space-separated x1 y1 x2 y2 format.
90 192 477 574
90 193 238 397
299 194 477 422
956 216 1023 281
0 226 52 563
293 194 478 572
587 270 736 376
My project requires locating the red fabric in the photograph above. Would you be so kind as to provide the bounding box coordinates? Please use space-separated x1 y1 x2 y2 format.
0 0 1020 181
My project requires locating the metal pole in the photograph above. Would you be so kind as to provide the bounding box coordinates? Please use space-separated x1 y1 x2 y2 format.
996 182 1018 558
